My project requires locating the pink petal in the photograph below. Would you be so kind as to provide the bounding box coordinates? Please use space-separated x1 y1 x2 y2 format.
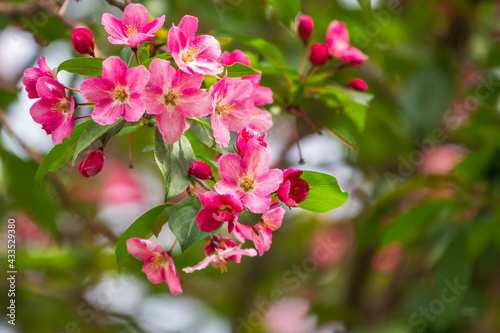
217 152 242 182
125 65 150 94
122 4 149 34
126 238 162 260
242 143 270 178
211 113 231 148
188 58 224 75
277 179 297 207
156 105 187 144
254 168 283 196
241 193 271 214
253 85 274 106
51 110 74 145
172 69 204 92
146 16 166 35
102 13 127 43
142 86 167 115
127 33 155 48
122 95 146 122
182 255 217 273
248 107 273 133
219 49 250 66
214 179 240 197
142 258 165 284
253 227 273 256
176 88 212 118
196 207 223 232
80 77 115 103
163 256 183 295
224 105 251 132
35 77 65 100
102 56 127 85
220 79 253 105
263 206 285 230
194 34 221 62
92 99 124 125
30 99 60 124
178 15 198 41
232 222 254 243
148 58 175 91
22 67 43 99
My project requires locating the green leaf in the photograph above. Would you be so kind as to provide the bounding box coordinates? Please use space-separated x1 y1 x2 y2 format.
222 63 260 77
220 31 285 64
120 45 148 67
141 53 171 69
319 86 369 132
57 58 105 77
266 0 301 28
166 196 213 252
116 124 143 136
34 120 91 186
115 204 169 270
99 118 125 146
138 47 149 64
297 171 349 213
154 129 196 202
72 118 123 165
238 208 263 226
141 144 154 153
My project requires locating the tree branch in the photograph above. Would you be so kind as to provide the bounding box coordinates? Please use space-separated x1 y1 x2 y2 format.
104 0 127 11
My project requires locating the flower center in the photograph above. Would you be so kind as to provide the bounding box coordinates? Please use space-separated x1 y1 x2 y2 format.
125 23 138 38
239 173 255 192
249 110 260 116
114 88 128 103
147 253 166 271
260 218 277 231
164 90 179 106
181 45 199 63
216 102 235 116
52 101 69 114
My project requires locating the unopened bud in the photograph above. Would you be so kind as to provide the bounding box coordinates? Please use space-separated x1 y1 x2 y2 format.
72 28 95 56
79 147 104 177
188 161 214 180
347 78 368 91
309 43 329 66
297 16 314 44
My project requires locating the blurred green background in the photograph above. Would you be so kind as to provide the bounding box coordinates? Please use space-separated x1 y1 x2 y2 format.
1 0 500 332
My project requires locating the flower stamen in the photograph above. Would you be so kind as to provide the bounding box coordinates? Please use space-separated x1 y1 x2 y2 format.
181 45 200 63
125 23 138 38
238 173 255 192
114 88 129 103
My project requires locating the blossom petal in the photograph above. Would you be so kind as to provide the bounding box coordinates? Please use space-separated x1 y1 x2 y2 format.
122 4 149 33
126 238 162 260
196 207 223 232
102 56 127 85
102 13 126 42
156 105 186 144
194 34 221 61
178 15 198 41
254 168 283 196
176 88 212 118
211 113 231 148
92 99 124 125
241 193 271 213
182 254 216 273
122 95 146 122
80 77 115 103
124 65 149 94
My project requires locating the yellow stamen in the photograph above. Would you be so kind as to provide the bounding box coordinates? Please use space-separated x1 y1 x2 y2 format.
147 253 166 270
114 88 128 102
261 217 277 231
238 173 255 192
216 102 236 115
181 45 200 63
164 90 179 106
52 101 69 114
125 23 138 38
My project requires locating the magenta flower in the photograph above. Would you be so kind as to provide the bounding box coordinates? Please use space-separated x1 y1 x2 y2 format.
22 57 55 99
80 56 149 125
79 147 105 177
188 161 214 180
29 77 74 144
348 78 368 91
101 3 165 48
236 127 267 157
309 43 329 66
168 15 223 75
326 20 367 65
252 205 285 256
182 235 257 273
277 169 310 208
142 59 212 143
126 238 182 295
210 76 252 148
297 15 314 44
220 50 250 67
215 142 283 213
72 28 95 56
196 192 243 233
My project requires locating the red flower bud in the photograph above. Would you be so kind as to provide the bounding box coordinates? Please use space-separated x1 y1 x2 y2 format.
188 161 214 181
309 43 329 66
347 79 368 91
297 16 314 44
72 28 95 56
277 169 309 207
79 148 104 177
236 128 267 157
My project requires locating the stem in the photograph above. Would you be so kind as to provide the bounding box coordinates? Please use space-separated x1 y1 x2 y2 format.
194 178 213 192
293 117 305 165
132 47 140 66
167 238 178 254
74 114 91 120
128 133 133 168
299 46 308 78
64 85 80 92
76 102 93 107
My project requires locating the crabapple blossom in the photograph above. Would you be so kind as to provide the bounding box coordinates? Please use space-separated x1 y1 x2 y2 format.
29 77 74 144
101 3 165 48
277 169 310 208
182 235 257 273
168 15 223 75
71 28 95 56
79 148 105 178
22 57 55 99
196 192 243 232
210 76 252 147
80 56 149 125
326 20 367 65
235 127 267 157
141 59 212 143
188 161 214 180
126 238 182 295
215 141 283 213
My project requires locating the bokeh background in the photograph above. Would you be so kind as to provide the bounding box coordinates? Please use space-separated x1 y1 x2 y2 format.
1 0 500 332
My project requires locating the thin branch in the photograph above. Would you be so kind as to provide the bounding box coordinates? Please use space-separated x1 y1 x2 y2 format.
194 178 213 192
104 0 126 11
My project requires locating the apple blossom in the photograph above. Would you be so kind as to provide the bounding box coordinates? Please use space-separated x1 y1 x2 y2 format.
196 192 243 232
277 169 310 208
71 28 95 56
188 161 214 180
79 148 105 178
326 20 367 65
235 127 267 157
22 57 55 99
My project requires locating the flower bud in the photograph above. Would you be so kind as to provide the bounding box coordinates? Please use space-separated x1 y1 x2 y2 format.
188 161 214 180
347 79 368 91
277 169 309 208
79 148 104 177
309 43 329 66
297 16 314 44
72 28 95 56
236 128 267 157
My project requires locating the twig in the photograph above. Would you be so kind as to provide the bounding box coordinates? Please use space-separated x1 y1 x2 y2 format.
104 0 126 11
194 178 213 192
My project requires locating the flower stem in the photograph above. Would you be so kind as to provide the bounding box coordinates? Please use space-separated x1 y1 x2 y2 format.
299 46 307 78
76 102 93 107
194 178 213 192
167 239 178 255
64 85 80 92
74 114 92 120
128 133 133 168
132 47 140 66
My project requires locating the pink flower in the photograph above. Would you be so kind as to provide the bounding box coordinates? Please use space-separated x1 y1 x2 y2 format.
126 238 182 295
80 56 149 125
326 20 367 65
248 107 273 133
142 59 212 143
101 4 165 48
188 161 214 180
215 142 283 213
220 50 251 67
168 15 223 75
29 77 74 144
22 57 55 99
210 76 252 147
297 16 314 44
236 127 267 157
79 147 105 177
277 169 309 208
182 235 257 273
347 78 368 91
196 192 243 232
309 43 329 66
72 28 95 56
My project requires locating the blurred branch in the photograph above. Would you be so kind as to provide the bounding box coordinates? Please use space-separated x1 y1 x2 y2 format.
104 0 127 11
0 108 118 244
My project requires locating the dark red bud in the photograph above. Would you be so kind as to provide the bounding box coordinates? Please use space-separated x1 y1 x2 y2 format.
297 15 314 44
309 43 329 66
72 28 95 56
79 148 104 178
347 79 368 91
188 161 214 180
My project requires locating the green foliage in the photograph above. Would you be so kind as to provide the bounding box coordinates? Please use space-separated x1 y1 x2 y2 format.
154 129 196 202
298 171 349 213
266 0 301 29
222 63 260 77
57 58 105 77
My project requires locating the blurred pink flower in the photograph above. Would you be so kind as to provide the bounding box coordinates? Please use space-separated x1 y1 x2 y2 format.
309 43 329 66
326 20 367 65
419 144 466 175
22 57 55 99
371 242 404 273
101 3 165 48
264 298 317 333
347 78 368 91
